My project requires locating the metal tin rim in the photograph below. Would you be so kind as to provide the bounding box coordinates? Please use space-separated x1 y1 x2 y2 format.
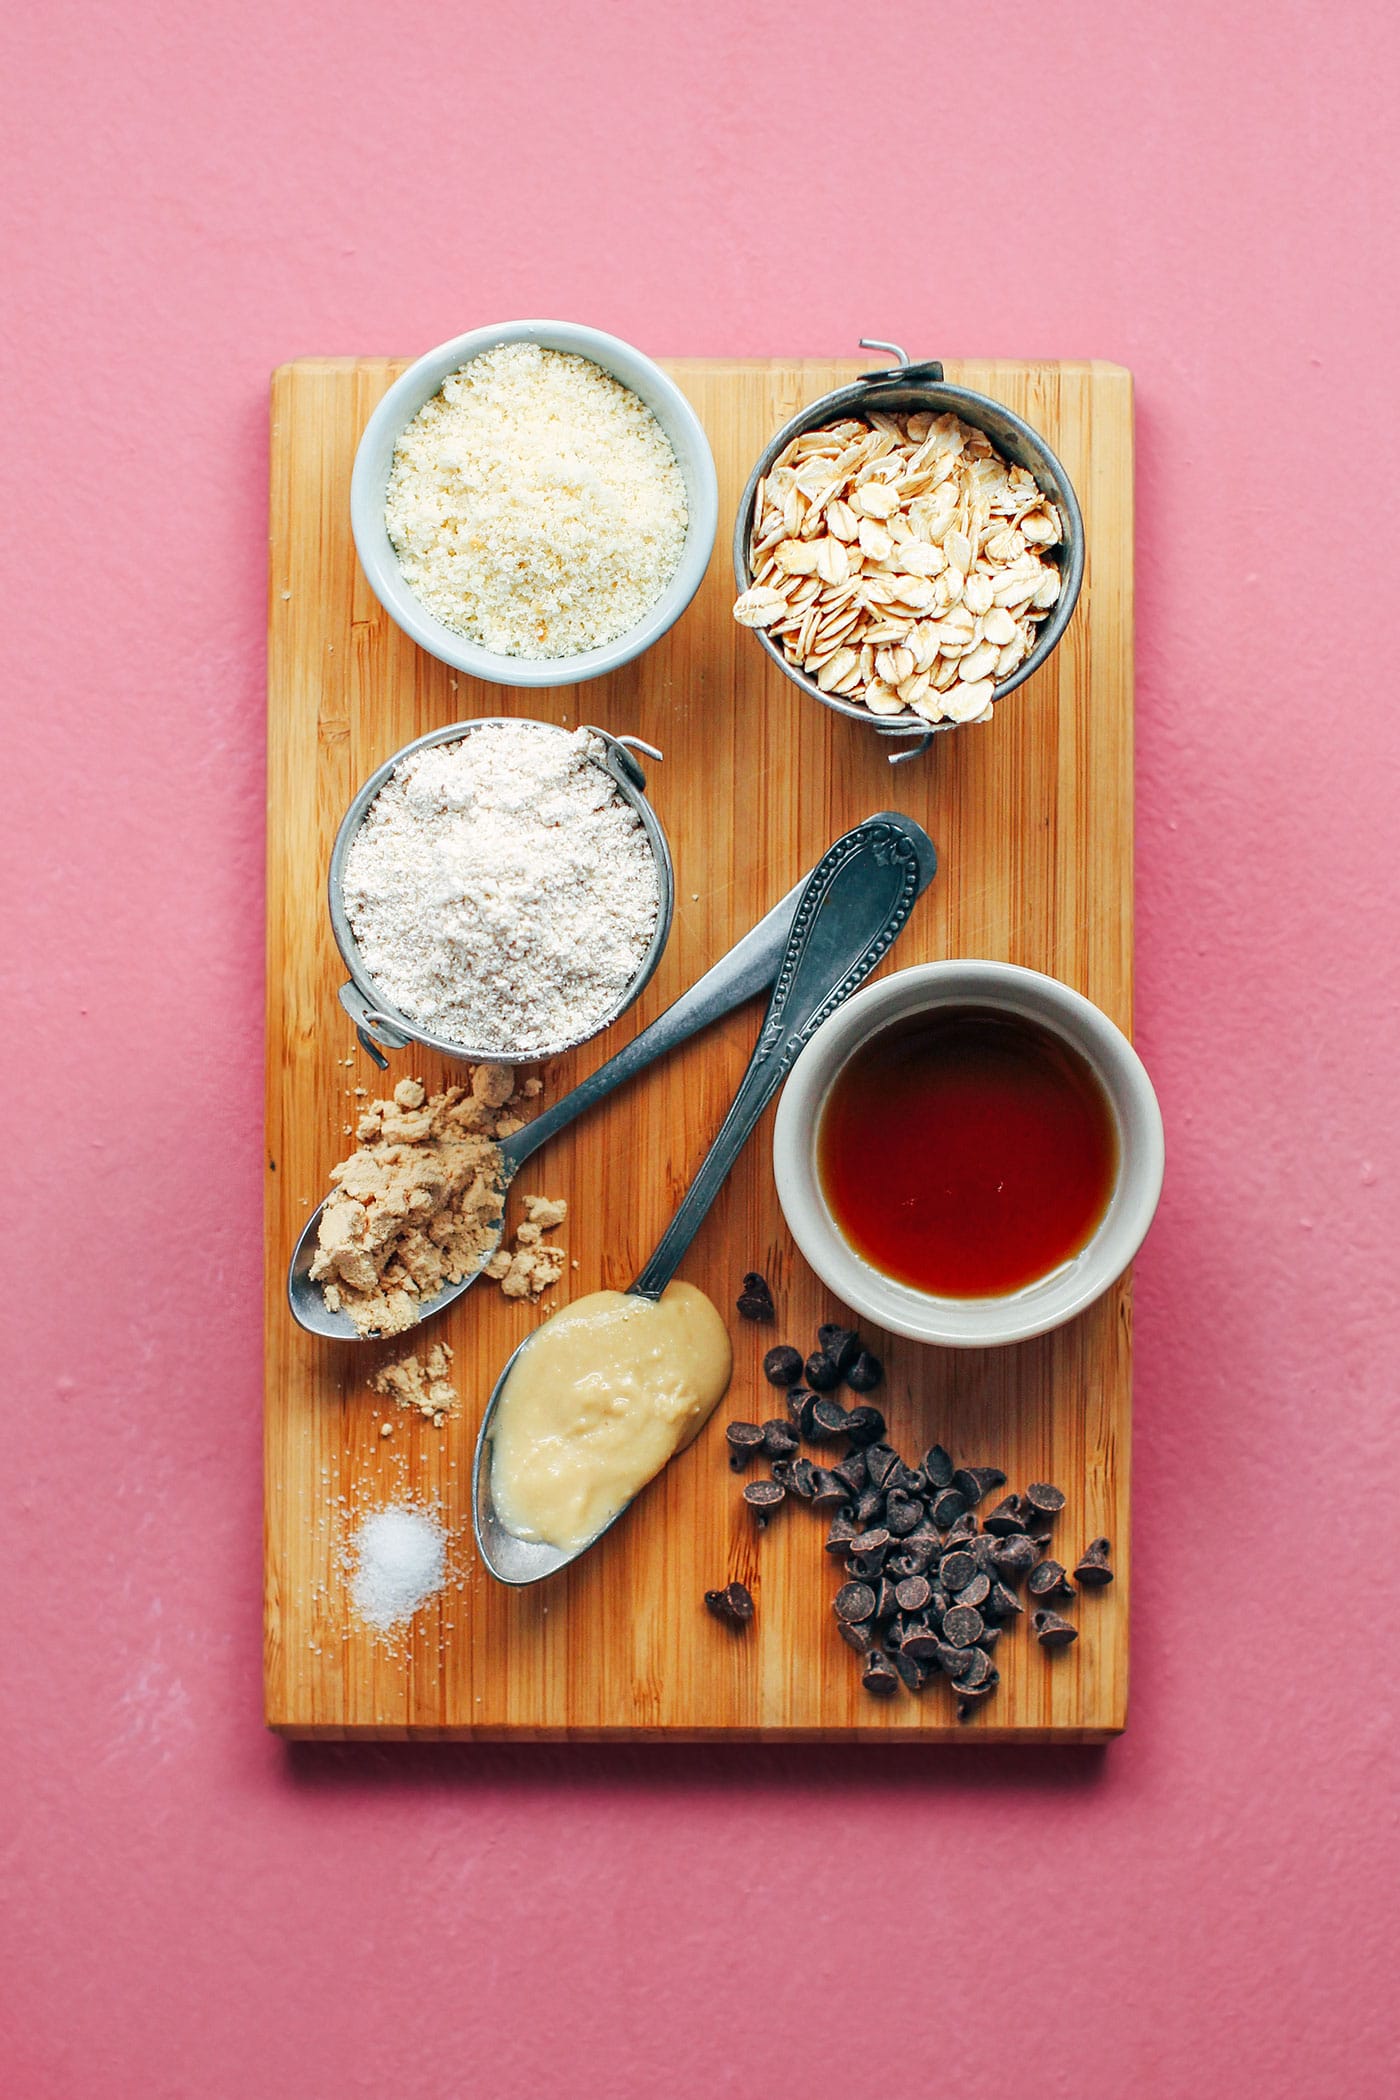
731 362 1086 750
327 718 676 1065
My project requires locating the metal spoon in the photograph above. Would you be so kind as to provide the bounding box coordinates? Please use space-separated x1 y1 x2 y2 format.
472 811 934 1586
286 812 937 1339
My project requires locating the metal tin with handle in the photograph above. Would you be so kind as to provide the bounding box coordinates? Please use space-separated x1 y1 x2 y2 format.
732 339 1086 765
328 718 676 1068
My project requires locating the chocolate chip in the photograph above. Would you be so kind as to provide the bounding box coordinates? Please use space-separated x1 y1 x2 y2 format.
704 1582 754 1627
941 1604 985 1648
1033 1609 1079 1648
922 1444 955 1489
762 1344 804 1386
983 1495 1026 1536
1027 1558 1073 1599
809 1397 851 1441
769 1458 796 1491
1024 1481 1066 1516
938 1551 976 1593
954 1571 991 1610
785 1385 813 1427
810 1468 849 1510
902 1622 941 1663
845 1349 884 1392
889 1646 928 1691
958 1645 993 1687
984 1580 1023 1620
942 1509 978 1545
736 1273 775 1321
834 1581 876 1625
725 1421 765 1470
817 1324 860 1376
804 1351 841 1392
842 1405 886 1446
848 1527 892 1558
967 1534 996 1571
929 1487 967 1529
761 1417 799 1459
1073 1539 1114 1587
887 1461 923 1496
989 1534 1038 1583
787 1458 818 1500
853 1487 885 1526
743 1479 785 1519
956 1672 999 1716
789 1391 818 1438
863 1443 898 1490
861 1650 899 1695
895 1575 932 1614
838 1618 874 1655
884 1494 923 1537
875 1577 900 1623
825 1511 858 1554
831 1453 868 1497
846 1551 887 1582
953 1465 1006 1507
937 1641 979 1680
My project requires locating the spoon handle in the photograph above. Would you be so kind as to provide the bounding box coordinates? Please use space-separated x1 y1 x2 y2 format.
630 814 932 1302
500 874 811 1173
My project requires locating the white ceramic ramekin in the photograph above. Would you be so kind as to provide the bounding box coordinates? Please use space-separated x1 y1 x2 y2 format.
350 320 718 688
772 961 1165 1347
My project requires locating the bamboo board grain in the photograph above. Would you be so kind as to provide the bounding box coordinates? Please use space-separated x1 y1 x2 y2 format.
265 357 1134 1740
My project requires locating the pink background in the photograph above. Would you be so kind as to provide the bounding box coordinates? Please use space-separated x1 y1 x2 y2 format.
4 2 1398 2093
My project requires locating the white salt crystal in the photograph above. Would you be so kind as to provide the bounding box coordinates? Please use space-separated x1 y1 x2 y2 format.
348 1503 446 1631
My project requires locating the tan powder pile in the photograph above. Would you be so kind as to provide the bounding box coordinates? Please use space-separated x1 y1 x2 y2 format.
484 1192 569 1300
311 1070 519 1335
369 1340 459 1427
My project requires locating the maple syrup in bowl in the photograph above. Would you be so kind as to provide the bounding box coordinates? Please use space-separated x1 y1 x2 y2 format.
772 962 1164 1348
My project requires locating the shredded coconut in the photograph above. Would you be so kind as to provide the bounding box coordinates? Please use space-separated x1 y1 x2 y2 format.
348 1502 446 1630
342 722 660 1054
384 341 688 658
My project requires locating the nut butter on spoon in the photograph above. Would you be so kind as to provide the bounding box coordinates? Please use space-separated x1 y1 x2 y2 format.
473 812 937 1586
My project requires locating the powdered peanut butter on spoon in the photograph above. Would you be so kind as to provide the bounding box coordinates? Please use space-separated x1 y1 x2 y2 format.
310 1069 566 1336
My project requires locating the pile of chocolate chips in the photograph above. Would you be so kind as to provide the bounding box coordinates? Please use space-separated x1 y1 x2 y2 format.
721 1299 1113 1719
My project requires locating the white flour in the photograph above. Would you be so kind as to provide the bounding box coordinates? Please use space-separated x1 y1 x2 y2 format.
342 722 660 1055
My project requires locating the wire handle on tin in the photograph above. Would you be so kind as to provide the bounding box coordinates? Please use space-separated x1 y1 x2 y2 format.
858 338 945 386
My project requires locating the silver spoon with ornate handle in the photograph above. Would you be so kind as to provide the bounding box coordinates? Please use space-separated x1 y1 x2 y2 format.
286 813 937 1339
472 811 934 1585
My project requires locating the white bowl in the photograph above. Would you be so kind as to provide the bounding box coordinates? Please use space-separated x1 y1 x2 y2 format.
772 961 1165 1348
350 320 719 688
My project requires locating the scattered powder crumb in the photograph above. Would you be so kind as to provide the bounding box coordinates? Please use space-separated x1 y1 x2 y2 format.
483 1193 569 1300
341 721 660 1056
384 340 688 659
369 1340 459 1426
311 1072 520 1335
348 1502 446 1631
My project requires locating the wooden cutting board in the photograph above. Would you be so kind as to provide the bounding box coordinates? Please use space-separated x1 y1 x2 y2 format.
265 356 1134 1740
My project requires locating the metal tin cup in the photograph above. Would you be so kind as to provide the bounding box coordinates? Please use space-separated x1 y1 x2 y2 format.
732 341 1086 764
329 719 676 1068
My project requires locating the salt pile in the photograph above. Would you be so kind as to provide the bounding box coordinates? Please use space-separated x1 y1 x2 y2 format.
348 1502 447 1631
